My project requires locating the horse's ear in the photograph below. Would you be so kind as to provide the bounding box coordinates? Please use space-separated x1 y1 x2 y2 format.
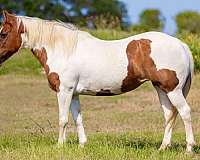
2 10 8 21
2 10 16 23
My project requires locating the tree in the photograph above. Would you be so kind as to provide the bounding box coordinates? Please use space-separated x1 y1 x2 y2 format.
131 9 165 33
139 9 165 30
62 0 128 28
0 0 127 28
175 11 200 34
0 0 21 14
22 0 70 22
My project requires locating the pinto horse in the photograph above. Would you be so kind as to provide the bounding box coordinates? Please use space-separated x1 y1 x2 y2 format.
0 11 195 152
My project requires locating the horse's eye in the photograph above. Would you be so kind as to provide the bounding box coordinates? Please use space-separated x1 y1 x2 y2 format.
0 33 8 39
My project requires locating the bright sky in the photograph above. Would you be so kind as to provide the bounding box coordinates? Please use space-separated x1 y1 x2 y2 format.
120 0 200 34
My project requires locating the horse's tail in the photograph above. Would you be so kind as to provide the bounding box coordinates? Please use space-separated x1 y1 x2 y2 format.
181 42 194 97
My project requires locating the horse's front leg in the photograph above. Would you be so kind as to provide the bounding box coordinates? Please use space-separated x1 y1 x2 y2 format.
70 95 87 146
57 85 74 145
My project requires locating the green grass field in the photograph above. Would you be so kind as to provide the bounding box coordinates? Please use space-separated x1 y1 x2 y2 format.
0 43 200 159
1 133 200 160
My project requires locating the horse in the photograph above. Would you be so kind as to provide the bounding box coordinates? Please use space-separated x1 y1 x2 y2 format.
0 11 195 152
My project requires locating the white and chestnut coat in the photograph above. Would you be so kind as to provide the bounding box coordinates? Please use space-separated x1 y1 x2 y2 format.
0 11 195 152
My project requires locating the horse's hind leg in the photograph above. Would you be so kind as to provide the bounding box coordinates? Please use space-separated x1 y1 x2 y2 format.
167 89 195 152
70 96 87 146
154 86 178 150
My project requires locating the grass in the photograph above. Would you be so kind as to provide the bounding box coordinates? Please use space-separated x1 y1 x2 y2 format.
1 133 200 160
0 49 41 76
0 74 200 159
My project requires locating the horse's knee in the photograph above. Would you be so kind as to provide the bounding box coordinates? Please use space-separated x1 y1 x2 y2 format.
59 118 68 128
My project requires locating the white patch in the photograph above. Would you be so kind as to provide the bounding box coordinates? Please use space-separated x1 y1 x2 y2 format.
74 32 130 95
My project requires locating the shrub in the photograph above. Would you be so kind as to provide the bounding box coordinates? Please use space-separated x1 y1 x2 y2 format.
93 14 121 30
178 33 200 72
88 29 132 40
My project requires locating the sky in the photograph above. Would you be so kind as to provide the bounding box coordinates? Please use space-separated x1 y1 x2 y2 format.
120 0 200 34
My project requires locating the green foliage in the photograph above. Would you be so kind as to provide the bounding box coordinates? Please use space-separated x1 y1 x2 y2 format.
178 33 200 72
176 11 200 34
64 0 127 27
88 29 133 40
22 0 69 22
0 0 127 29
139 9 165 30
130 24 151 34
0 0 21 14
0 132 199 160
131 9 165 33
93 13 121 30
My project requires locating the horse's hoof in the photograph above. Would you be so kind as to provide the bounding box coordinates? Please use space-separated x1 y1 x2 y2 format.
159 143 171 151
186 142 196 153
55 142 64 148
79 142 86 148
186 147 193 154
78 137 87 148
159 146 166 151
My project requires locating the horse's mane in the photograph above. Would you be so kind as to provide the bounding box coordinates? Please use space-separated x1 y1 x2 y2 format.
17 16 78 56
55 19 78 31
18 16 78 31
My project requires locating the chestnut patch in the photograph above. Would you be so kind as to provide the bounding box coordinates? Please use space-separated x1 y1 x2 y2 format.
122 39 179 93
32 47 60 92
47 72 60 92
31 48 49 75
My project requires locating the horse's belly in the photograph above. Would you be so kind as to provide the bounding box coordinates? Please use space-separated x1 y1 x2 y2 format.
75 57 130 95
76 80 122 96
75 69 127 95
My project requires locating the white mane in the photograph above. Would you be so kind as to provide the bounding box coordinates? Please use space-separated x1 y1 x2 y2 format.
17 16 79 56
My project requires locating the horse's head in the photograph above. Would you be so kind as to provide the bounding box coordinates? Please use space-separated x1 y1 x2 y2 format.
0 11 25 64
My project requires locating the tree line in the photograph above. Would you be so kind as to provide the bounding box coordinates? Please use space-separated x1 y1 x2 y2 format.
0 0 200 34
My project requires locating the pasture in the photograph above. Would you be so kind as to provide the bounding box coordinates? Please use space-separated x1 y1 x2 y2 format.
0 50 200 159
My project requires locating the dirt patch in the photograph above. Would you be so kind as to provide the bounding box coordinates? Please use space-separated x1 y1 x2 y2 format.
0 74 199 135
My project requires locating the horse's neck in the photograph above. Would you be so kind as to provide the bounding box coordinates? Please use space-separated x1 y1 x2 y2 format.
21 22 77 60
22 23 56 50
